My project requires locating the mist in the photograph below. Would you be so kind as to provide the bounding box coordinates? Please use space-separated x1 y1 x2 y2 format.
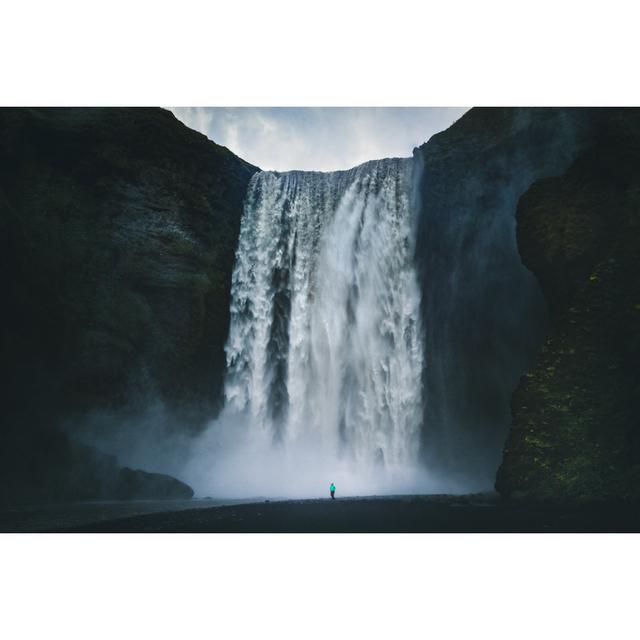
178 408 471 499
72 403 474 500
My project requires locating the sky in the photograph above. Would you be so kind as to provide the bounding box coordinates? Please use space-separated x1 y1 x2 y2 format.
170 107 469 171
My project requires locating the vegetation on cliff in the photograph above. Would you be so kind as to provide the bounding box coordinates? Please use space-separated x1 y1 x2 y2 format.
413 108 595 486
496 109 640 500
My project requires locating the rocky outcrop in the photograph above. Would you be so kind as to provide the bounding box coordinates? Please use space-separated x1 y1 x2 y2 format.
3 438 194 503
496 110 640 500
0 108 258 503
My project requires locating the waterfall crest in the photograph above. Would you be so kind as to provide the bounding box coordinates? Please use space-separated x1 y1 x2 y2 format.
224 158 424 469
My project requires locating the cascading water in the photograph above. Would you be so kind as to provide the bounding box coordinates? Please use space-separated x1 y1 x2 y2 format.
183 158 440 497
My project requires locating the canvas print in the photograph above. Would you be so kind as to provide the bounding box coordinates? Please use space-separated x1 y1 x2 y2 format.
1 107 638 532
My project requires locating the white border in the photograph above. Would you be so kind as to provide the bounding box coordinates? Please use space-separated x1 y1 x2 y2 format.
2 0 640 106
0 534 638 640
2 1 639 638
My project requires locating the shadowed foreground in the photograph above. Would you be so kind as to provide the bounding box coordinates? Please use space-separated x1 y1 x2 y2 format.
4 494 640 533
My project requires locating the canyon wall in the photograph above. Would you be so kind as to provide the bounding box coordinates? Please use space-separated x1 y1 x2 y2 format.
413 108 594 487
414 107 639 499
496 109 640 500
0 108 257 502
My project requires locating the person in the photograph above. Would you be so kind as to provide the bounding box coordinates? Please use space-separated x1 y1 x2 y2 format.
330 482 336 499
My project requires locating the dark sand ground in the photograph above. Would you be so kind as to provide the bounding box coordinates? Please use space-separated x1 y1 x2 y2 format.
2 493 639 533
0 498 252 533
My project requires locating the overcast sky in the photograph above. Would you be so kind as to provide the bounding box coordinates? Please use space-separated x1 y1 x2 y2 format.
170 107 468 172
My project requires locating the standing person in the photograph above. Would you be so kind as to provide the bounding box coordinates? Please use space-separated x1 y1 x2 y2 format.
330 482 336 499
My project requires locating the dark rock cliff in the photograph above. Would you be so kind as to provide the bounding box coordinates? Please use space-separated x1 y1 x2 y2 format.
496 110 640 500
413 108 595 487
0 108 258 503
415 107 640 499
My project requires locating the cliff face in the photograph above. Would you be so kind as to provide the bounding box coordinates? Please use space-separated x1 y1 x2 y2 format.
0 108 258 502
415 107 640 499
413 108 595 487
496 110 640 500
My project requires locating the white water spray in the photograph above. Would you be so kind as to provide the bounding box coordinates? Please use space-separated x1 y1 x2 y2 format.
183 159 451 497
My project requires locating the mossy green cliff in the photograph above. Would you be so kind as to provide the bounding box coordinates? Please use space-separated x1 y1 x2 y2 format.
496 110 640 501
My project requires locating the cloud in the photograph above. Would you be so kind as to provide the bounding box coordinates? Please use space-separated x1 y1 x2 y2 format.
170 107 468 171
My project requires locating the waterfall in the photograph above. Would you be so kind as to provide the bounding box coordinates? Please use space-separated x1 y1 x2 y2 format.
224 158 424 470
182 157 434 498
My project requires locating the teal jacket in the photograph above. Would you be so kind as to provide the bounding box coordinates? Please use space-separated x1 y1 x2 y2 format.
330 484 336 492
